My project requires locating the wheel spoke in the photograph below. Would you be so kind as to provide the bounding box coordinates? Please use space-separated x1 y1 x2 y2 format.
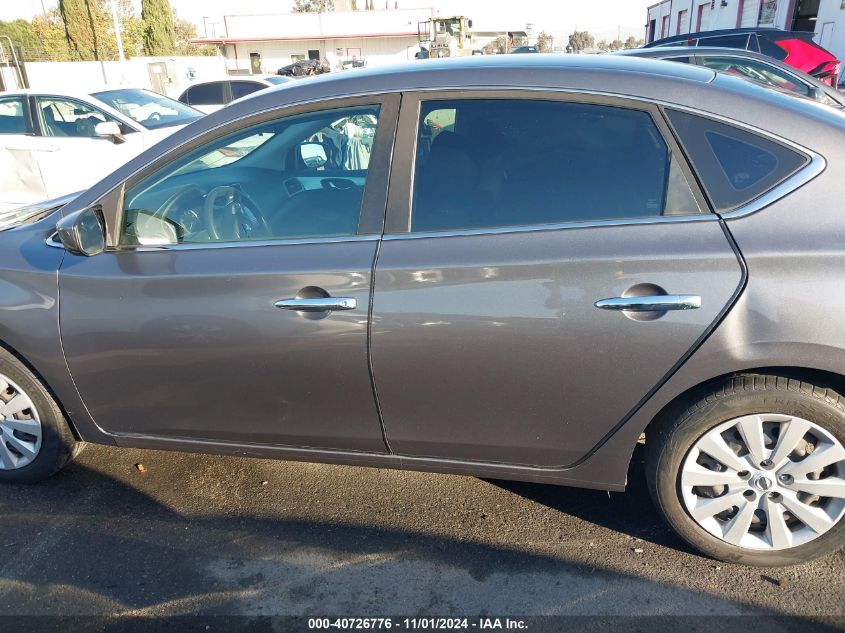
2 418 40 436
696 433 750 473
769 417 812 467
0 440 17 469
682 463 743 487
4 433 36 458
781 495 835 534
0 394 31 417
737 415 767 466
691 490 746 522
780 443 845 479
790 477 845 499
722 499 757 545
764 497 792 549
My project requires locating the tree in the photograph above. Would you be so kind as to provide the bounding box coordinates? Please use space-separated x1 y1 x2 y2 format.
624 36 644 49
609 39 624 51
59 0 108 60
0 19 41 59
597 40 610 53
33 9 72 60
536 31 554 53
142 0 176 56
482 35 507 55
292 0 334 11
174 12 216 56
567 30 595 53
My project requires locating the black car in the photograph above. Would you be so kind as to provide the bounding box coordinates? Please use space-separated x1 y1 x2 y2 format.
645 28 842 86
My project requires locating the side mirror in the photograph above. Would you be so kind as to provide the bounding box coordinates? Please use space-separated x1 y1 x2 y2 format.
300 141 328 168
56 206 106 256
95 121 125 144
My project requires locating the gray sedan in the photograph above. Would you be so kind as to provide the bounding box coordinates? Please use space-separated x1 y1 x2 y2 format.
620 46 845 108
1 55 844 567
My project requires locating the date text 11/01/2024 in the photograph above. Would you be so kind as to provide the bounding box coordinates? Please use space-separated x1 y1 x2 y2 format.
307 618 528 630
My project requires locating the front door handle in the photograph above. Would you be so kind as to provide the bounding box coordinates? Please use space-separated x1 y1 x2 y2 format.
594 295 701 312
275 297 357 312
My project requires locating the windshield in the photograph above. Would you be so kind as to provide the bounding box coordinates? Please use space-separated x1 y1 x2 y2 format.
92 89 202 130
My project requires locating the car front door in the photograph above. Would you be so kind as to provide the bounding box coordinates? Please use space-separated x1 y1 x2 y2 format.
30 95 143 199
58 95 398 451
371 92 745 468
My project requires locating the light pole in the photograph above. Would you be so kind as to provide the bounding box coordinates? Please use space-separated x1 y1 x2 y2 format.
110 0 125 61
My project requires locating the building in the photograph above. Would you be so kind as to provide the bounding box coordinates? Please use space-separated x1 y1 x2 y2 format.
646 1 845 61
190 7 435 75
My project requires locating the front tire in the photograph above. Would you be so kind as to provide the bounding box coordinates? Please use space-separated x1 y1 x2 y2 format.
646 374 845 566
0 347 79 483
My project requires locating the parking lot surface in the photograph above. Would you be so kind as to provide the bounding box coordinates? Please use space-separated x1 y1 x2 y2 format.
0 444 843 623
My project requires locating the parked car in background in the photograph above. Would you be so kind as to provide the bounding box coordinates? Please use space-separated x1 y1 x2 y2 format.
645 28 842 87
0 88 202 212
621 47 845 108
3 56 845 567
177 76 294 114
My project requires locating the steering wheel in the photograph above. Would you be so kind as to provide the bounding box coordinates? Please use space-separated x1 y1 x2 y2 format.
146 112 162 124
76 117 98 137
203 185 271 241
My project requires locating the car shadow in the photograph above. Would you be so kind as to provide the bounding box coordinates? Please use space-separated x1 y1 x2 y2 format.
0 447 839 626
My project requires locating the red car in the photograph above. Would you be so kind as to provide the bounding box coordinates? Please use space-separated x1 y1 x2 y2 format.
645 28 842 87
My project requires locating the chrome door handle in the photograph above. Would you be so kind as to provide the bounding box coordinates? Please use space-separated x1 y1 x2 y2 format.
274 297 357 312
594 295 701 312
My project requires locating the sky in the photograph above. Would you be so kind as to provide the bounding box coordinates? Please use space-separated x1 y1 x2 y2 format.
0 0 656 42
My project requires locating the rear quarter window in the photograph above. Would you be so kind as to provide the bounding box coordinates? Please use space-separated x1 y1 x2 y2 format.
666 109 809 211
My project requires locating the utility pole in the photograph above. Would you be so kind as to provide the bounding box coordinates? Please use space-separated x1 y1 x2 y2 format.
111 0 125 61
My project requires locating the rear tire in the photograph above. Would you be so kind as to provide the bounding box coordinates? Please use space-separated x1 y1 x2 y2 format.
646 374 845 566
0 347 79 484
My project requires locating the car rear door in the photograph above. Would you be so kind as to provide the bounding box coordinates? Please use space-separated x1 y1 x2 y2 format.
370 91 745 468
59 95 399 451
0 94 47 209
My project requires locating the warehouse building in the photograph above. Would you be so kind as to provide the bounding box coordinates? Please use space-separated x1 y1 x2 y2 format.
646 1 845 60
191 6 435 74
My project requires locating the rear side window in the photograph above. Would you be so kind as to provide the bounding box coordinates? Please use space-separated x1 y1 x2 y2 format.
758 36 789 61
411 99 702 233
666 109 808 211
183 83 226 106
231 81 265 100
698 34 751 50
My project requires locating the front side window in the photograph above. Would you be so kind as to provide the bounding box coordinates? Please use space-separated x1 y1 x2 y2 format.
37 97 119 138
699 56 810 96
666 109 809 211
121 105 381 246
92 89 201 130
0 97 26 134
411 99 702 233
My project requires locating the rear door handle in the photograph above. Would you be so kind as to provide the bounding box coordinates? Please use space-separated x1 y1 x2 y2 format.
594 295 701 312
275 297 357 312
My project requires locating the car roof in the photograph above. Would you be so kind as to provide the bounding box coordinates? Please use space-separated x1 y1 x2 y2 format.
2 87 149 99
646 27 796 45
622 46 780 62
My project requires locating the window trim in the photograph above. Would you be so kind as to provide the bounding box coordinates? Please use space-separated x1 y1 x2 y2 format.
107 93 401 251
385 88 712 236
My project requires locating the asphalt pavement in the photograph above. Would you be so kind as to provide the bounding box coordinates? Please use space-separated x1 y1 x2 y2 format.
0 443 843 627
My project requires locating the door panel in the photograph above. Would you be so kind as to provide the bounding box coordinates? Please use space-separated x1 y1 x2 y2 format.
60 241 386 450
372 221 742 467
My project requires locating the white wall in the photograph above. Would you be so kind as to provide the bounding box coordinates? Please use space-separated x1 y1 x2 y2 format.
225 35 421 74
21 56 228 98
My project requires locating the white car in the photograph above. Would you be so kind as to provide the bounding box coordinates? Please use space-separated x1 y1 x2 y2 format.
177 75 294 114
0 88 202 212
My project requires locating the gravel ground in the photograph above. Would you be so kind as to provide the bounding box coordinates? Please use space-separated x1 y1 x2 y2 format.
0 443 842 625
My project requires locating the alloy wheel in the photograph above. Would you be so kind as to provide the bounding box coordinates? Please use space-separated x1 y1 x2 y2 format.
680 414 845 551
0 373 42 470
